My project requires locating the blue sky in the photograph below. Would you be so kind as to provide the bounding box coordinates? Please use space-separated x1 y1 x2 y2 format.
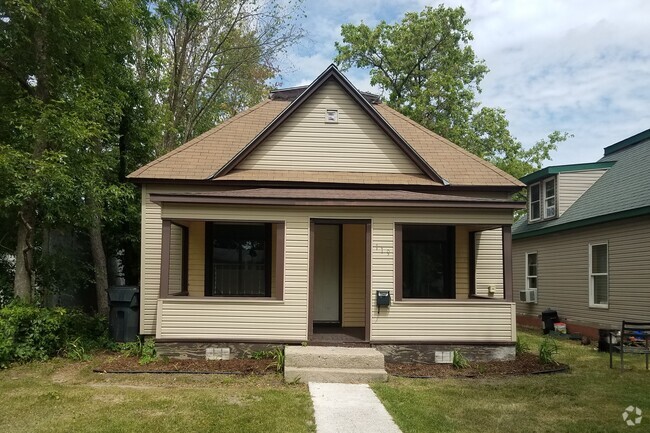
274 0 650 167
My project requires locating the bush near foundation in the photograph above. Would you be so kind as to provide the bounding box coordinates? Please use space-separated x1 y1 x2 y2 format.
0 303 112 367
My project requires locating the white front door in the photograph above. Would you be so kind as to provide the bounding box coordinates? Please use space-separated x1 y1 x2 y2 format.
313 224 340 323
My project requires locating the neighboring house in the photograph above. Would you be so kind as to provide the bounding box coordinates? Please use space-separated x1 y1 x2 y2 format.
128 65 524 361
513 129 650 338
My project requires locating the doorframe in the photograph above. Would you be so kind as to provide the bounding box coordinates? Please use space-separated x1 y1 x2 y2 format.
308 218 371 341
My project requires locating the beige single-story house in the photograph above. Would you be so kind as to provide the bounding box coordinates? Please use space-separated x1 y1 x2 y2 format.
128 65 524 361
513 128 650 339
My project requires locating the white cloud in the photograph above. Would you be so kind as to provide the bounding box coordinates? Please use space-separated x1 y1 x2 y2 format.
278 0 650 165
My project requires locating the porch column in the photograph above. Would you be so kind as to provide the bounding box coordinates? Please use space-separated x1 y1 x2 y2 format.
501 224 513 302
160 219 171 298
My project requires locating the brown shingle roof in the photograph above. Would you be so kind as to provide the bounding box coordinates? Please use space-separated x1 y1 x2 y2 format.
374 105 523 187
128 69 523 189
128 99 289 180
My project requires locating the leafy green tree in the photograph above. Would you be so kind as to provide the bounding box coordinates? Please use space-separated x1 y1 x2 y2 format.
335 5 569 180
0 0 158 312
150 0 304 151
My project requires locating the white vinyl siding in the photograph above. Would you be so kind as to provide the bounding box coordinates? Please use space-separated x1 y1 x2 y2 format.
141 184 516 342
237 80 422 174
589 242 608 308
514 216 650 330
557 169 608 215
474 228 504 297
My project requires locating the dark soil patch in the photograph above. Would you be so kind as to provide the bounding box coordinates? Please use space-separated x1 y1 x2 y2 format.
94 355 277 375
386 353 568 378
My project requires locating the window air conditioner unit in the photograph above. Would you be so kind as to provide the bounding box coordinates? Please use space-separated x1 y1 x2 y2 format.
519 288 537 303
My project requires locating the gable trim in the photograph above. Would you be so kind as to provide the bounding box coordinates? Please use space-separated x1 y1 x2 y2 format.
520 162 615 185
211 64 448 185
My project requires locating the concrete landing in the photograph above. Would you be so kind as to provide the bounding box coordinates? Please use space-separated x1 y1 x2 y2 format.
309 382 402 433
284 346 388 383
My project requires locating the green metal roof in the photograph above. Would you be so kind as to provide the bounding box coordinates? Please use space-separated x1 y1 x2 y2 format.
519 162 615 185
513 131 650 239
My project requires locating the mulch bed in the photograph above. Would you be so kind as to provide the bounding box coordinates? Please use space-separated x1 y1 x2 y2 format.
94 356 277 375
94 353 568 377
386 353 569 378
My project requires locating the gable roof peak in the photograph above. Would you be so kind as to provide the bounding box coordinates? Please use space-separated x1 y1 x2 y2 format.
212 64 449 185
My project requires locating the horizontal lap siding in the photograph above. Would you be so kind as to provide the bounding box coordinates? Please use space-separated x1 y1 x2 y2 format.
169 224 183 293
144 186 515 342
187 221 204 297
455 226 470 299
238 81 421 174
558 170 607 215
371 302 516 341
474 228 504 297
140 185 161 334
372 213 514 342
513 216 650 329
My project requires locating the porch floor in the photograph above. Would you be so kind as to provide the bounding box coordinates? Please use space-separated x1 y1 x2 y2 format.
312 326 366 344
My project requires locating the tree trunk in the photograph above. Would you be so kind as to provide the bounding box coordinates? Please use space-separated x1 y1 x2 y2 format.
88 198 109 316
14 204 35 302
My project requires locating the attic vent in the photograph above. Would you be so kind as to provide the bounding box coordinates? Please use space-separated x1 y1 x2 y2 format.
325 109 338 123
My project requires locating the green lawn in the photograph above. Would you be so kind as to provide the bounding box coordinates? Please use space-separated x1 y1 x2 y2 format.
2 331 649 433
373 329 650 433
0 357 315 433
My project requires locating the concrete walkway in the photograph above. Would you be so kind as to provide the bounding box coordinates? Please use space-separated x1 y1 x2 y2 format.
308 382 403 433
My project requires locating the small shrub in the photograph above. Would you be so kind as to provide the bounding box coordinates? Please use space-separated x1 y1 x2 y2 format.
0 303 111 368
249 350 274 360
118 337 157 365
452 350 470 369
250 348 284 372
271 347 285 372
539 337 559 365
139 338 157 365
516 336 531 356
117 341 142 357
64 337 90 361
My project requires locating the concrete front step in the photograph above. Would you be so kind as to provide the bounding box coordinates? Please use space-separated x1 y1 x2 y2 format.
284 346 388 383
285 346 385 369
285 366 388 383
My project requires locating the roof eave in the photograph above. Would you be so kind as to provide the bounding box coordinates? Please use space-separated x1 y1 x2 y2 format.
513 206 650 240
519 161 616 185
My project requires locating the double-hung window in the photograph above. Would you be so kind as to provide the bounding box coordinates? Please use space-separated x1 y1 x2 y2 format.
529 183 541 221
529 177 556 222
525 252 538 290
544 178 556 218
589 243 608 308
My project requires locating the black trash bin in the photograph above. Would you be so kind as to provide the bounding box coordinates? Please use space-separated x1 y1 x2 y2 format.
107 285 140 342
541 308 559 334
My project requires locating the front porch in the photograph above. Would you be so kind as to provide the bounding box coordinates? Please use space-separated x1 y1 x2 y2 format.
147 198 516 349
